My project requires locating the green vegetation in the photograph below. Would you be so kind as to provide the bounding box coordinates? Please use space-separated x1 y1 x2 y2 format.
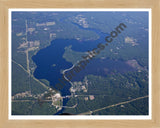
93 98 148 115
12 12 149 115
12 62 48 96
12 102 33 115
32 102 57 115
12 101 57 115
63 70 148 115
12 33 27 69
63 45 87 64
39 79 50 86
12 62 30 95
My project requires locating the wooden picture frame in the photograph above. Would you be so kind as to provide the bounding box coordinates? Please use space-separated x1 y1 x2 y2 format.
0 0 160 127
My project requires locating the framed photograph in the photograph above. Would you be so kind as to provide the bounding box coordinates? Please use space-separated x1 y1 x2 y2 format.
0 0 160 128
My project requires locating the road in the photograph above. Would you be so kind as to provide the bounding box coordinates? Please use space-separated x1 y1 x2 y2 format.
13 99 77 108
25 20 30 74
62 61 79 86
12 60 28 73
79 95 148 115
12 99 52 102
12 59 49 90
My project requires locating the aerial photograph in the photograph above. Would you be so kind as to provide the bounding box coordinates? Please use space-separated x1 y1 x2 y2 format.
11 10 150 116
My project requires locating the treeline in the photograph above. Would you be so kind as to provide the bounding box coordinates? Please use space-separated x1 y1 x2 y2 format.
63 70 148 115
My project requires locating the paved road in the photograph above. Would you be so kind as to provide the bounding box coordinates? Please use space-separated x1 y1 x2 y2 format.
79 95 148 115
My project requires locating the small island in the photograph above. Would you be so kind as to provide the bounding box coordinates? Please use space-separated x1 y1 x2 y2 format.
52 64 56 67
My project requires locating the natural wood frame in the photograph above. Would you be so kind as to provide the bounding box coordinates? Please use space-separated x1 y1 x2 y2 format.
0 0 160 127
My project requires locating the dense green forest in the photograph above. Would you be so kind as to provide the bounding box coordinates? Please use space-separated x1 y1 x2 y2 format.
11 11 149 115
63 71 148 115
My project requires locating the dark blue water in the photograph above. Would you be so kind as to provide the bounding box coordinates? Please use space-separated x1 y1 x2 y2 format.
32 38 107 95
32 22 108 96
32 22 109 114
32 22 134 115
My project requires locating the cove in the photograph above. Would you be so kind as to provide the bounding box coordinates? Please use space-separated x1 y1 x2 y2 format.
32 38 105 96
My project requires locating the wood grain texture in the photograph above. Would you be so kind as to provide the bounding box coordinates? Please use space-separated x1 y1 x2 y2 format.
0 0 160 127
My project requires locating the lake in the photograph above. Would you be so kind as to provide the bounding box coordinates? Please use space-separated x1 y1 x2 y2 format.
32 22 135 114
